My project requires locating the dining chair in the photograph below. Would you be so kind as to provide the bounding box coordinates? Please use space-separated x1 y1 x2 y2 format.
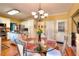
61 35 68 55
17 44 24 56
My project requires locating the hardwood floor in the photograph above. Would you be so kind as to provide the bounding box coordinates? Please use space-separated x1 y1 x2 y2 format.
1 40 20 56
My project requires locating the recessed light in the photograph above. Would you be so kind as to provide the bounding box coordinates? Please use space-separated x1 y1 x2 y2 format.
7 9 20 15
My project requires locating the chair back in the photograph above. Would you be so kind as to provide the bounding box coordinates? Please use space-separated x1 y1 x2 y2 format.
61 36 68 55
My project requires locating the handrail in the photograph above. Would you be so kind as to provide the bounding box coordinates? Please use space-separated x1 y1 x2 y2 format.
72 17 77 27
72 9 79 28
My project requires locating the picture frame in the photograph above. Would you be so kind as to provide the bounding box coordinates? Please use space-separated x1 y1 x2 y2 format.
58 22 65 32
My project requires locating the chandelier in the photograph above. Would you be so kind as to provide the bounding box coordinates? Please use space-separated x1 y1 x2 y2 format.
31 4 48 20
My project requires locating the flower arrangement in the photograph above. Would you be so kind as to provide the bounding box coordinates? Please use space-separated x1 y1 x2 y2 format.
34 44 42 53
36 28 43 35
35 28 43 52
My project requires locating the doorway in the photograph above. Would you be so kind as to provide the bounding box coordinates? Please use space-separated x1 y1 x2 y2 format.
45 20 55 40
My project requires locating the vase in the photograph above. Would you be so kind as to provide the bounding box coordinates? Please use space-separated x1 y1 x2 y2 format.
38 34 41 42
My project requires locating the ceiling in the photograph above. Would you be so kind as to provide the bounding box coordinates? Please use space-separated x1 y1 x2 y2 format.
0 3 73 20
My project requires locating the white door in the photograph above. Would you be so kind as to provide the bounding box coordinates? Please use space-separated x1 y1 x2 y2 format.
56 20 67 43
45 21 55 40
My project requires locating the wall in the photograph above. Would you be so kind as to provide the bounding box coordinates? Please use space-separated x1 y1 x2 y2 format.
21 19 36 37
0 16 22 29
10 18 21 24
0 17 10 28
45 13 68 41
0 16 21 25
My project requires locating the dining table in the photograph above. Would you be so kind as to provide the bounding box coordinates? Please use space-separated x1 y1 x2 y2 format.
23 39 62 56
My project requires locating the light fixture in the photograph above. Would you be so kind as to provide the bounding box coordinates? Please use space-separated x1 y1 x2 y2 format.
7 9 20 15
34 15 38 18
31 4 48 20
44 13 48 17
32 12 36 15
41 15 45 18
38 9 44 14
